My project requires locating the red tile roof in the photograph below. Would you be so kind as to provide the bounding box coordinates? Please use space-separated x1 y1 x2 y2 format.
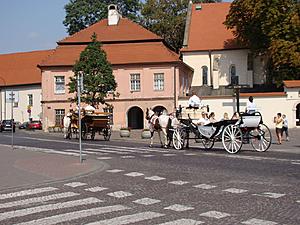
0 50 54 86
59 18 162 44
181 3 241 52
39 42 181 67
284 80 300 88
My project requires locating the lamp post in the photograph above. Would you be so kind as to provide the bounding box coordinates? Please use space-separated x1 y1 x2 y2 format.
77 73 83 163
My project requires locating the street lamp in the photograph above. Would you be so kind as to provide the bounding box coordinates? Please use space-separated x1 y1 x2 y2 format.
77 72 83 163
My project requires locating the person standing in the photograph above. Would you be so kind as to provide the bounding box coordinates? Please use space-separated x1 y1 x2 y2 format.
282 114 289 141
245 96 256 114
188 90 202 109
274 113 283 144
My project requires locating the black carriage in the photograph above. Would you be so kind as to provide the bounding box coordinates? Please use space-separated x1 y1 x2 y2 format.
67 112 112 141
172 108 272 154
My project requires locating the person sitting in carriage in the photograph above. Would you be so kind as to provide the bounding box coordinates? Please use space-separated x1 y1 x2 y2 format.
196 112 210 126
188 90 203 109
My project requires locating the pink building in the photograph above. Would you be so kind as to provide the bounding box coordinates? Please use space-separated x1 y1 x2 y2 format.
39 5 192 130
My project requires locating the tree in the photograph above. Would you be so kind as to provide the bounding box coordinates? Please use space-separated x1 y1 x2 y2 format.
68 34 117 107
63 0 141 35
224 0 300 84
140 0 222 52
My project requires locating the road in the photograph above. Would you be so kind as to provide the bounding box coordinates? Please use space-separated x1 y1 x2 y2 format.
0 130 299 225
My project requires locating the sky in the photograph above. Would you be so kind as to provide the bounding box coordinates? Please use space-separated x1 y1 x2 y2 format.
0 0 69 54
0 0 232 55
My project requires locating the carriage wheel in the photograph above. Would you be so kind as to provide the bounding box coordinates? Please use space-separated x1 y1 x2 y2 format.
202 138 215 150
172 128 186 150
73 127 79 139
103 128 111 141
222 124 243 154
91 130 96 140
250 123 272 152
81 123 88 140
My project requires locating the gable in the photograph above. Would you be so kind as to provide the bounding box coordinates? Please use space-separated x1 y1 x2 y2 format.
59 18 162 44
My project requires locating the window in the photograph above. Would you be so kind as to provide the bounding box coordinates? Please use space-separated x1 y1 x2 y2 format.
55 76 65 94
202 66 208 85
230 65 238 85
13 102 18 108
154 73 164 91
130 73 140 91
55 109 65 126
247 53 253 70
28 94 33 106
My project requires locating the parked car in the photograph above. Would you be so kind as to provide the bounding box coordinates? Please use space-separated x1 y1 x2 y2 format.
28 120 42 130
0 120 16 132
19 121 29 129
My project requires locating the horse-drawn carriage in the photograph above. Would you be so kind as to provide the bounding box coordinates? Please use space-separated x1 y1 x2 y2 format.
65 112 112 141
172 107 272 154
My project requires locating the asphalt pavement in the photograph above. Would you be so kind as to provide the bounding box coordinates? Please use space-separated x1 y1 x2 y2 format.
0 127 299 191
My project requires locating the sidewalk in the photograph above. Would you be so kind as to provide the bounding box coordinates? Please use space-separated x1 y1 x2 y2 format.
0 144 107 191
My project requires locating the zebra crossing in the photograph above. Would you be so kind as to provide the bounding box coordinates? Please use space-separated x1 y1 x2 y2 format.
0 166 293 225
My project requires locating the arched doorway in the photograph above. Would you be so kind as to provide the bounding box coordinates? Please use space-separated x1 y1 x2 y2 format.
153 106 167 115
296 103 300 126
128 106 143 129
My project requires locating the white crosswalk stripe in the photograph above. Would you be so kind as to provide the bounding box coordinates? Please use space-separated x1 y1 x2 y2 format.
15 205 130 225
0 187 58 200
0 197 102 221
86 211 164 225
0 192 79 209
157 218 204 225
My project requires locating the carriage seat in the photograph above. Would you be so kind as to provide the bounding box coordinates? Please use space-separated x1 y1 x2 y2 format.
239 112 262 128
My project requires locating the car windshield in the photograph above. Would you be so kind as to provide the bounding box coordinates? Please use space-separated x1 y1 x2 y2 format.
31 121 41 123
3 120 12 124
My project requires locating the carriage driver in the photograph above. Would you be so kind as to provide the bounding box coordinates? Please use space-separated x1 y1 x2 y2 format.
188 90 203 109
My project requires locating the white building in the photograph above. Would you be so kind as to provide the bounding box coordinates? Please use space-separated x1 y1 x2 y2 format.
0 50 53 123
181 2 266 95
179 2 300 128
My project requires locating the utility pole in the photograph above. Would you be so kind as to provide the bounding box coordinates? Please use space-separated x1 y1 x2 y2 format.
10 90 14 149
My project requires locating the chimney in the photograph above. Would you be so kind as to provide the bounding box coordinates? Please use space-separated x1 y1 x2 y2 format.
108 4 121 26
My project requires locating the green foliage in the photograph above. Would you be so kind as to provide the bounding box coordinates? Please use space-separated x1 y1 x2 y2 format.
224 0 300 84
63 0 141 35
140 0 221 52
68 33 117 107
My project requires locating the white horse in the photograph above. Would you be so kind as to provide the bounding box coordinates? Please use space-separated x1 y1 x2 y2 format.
63 114 71 139
145 108 179 148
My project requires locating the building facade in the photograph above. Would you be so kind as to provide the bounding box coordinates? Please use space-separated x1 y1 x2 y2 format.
181 2 266 95
0 50 53 123
39 5 193 131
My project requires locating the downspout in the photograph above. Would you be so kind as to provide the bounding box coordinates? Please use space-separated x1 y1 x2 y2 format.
209 50 213 87
173 66 177 109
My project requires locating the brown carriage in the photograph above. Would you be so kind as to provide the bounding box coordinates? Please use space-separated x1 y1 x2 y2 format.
67 112 112 140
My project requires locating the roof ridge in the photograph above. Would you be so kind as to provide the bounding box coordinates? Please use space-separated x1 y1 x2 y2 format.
0 49 54 57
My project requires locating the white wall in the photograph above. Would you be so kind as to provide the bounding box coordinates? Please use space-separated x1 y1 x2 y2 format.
179 94 300 129
0 85 42 123
182 49 253 88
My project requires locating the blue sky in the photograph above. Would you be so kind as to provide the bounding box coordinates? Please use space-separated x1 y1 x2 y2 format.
0 0 69 54
0 0 232 54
